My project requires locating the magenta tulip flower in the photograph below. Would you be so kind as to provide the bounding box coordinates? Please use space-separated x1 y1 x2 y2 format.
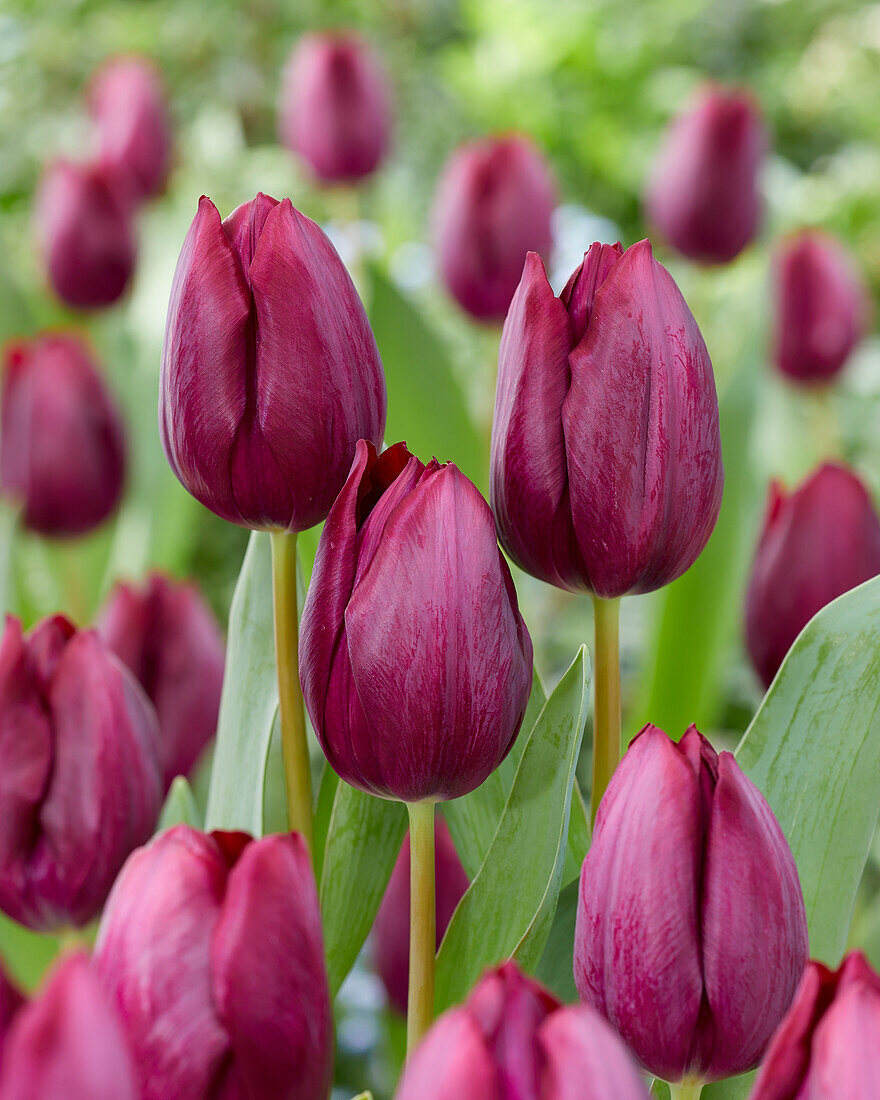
0 959 24 1063
159 192 386 531
1 333 127 538
94 825 332 1100
432 135 556 322
279 32 391 184
299 439 533 803
745 463 880 687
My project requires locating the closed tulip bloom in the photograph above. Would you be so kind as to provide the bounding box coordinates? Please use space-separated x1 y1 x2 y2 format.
279 32 391 184
745 463 880 687
574 724 808 1084
773 231 868 384
0 615 161 930
646 86 766 264
491 240 723 597
37 159 137 309
432 135 556 322
1 334 127 538
159 192 386 531
94 825 332 1100
300 439 533 803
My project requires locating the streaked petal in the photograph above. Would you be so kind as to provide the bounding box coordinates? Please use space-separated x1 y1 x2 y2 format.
538 1004 650 1100
396 1009 501 1100
810 981 880 1099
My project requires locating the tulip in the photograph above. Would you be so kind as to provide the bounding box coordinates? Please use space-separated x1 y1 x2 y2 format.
645 86 767 264
373 816 469 1014
750 952 880 1099
0 953 137 1100
1 334 127 538
94 825 332 1100
96 571 224 790
159 192 386 532
89 56 172 204
431 135 556 322
745 463 880 687
574 724 808 1085
279 32 391 184
0 960 23 1063
37 159 137 309
0 615 161 930
773 230 868 384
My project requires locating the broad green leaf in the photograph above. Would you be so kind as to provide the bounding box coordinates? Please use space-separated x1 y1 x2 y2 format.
0 501 17 616
704 1071 756 1098
435 648 590 1011
158 776 203 831
535 879 579 1003
313 762 341 886
0 913 60 992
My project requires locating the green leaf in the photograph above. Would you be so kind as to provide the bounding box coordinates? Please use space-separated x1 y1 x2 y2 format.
435 647 590 1011
0 913 60 993
0 501 17 617
313 761 341 886
535 879 579 1003
703 1071 756 1099
157 776 203 831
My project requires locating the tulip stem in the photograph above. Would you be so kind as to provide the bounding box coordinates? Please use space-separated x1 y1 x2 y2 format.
270 530 313 851
590 595 621 824
668 1081 704 1100
406 799 436 1057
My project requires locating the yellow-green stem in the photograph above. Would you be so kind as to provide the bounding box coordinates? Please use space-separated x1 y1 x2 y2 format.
590 596 621 824
808 385 839 460
406 800 436 1056
668 1080 704 1100
270 530 313 851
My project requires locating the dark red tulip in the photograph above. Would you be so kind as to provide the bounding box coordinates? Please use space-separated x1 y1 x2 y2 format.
646 86 766 264
94 826 332 1100
0 960 24 1066
300 440 533 803
159 193 386 531
432 135 556 322
374 817 469 1014
1 333 127 538
37 159 137 309
773 230 868 384
279 32 391 184
96 571 225 790
745 463 880 687
491 240 723 597
574 725 808 1084
0 615 161 930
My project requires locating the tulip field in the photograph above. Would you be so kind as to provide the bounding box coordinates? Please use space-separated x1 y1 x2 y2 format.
2 1 880 1097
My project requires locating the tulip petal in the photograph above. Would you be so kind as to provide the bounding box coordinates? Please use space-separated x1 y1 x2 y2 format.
396 1009 501 1100
810 981 880 1099
538 1004 651 1100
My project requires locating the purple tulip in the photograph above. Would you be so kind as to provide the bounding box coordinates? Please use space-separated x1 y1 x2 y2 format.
0 615 161 930
279 32 391 184
773 230 868 385
645 85 767 264
1 333 127 538
96 571 225 791
94 825 332 1100
745 463 880 688
159 192 386 531
374 816 469 1014
491 240 723 597
431 135 556 322
574 724 808 1084
0 959 24 1066
395 961 649 1100
37 159 137 309
300 439 533 803
89 56 172 204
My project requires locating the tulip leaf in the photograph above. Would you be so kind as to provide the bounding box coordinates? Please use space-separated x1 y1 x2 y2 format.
157 776 202 831
0 913 61 993
535 879 579 1003
435 647 590 1011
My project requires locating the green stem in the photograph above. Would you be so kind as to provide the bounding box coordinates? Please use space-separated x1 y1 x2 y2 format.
808 385 839 460
406 800 436 1055
668 1081 704 1100
590 595 621 824
270 530 313 851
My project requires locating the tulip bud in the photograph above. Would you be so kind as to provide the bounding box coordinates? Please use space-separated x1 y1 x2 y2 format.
300 439 533 803
1 334 127 538
645 86 766 264
0 960 24 1064
374 816 469 1014
159 193 386 531
396 961 649 1100
431 135 556 322
94 825 332 1100
574 724 808 1084
0 615 161 930
37 159 137 309
772 231 868 385
745 463 880 688
89 56 172 204
750 952 880 1100
491 240 723 597
96 571 225 790
279 32 391 184
0 953 137 1100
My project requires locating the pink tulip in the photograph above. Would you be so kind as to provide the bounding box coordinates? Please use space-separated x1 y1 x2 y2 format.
0 960 24 1069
